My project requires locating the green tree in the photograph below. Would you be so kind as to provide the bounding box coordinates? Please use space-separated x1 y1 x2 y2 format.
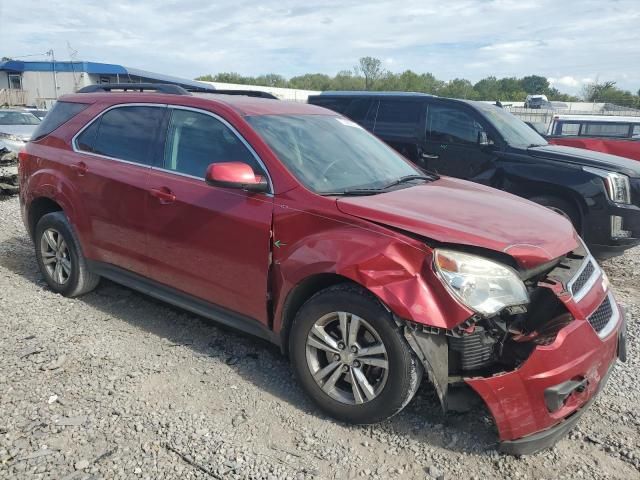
356 57 384 90
521 75 549 94
332 70 365 90
289 73 332 90
439 79 478 99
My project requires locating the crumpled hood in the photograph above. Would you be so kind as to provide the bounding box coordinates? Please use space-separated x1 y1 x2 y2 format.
336 177 578 269
0 124 37 141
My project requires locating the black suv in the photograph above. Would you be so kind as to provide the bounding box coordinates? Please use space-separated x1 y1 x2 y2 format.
308 92 640 258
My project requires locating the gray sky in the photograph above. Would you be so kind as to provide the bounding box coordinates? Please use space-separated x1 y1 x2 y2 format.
1 0 638 95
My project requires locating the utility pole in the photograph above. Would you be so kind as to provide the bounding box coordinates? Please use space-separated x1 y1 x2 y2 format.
47 49 59 99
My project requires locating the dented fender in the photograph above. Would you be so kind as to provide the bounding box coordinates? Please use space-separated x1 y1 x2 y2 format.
270 192 474 336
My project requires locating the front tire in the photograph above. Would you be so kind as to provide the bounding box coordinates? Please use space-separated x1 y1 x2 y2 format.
34 212 100 297
289 284 422 424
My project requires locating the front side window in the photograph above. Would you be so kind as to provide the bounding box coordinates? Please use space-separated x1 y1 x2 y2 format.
247 114 422 194
163 109 260 178
76 106 165 165
582 122 630 138
427 104 483 145
633 125 640 138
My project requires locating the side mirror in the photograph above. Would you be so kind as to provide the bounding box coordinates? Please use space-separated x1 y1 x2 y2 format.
478 131 493 146
205 162 269 193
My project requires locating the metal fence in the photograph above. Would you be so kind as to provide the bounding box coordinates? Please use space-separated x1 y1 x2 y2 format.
0 89 27 106
506 105 640 129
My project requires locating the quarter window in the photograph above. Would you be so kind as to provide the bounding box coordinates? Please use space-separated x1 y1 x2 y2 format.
76 106 165 165
632 125 640 138
427 104 483 145
163 109 260 178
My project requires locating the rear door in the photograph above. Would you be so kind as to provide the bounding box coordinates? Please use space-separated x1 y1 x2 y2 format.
420 101 495 179
372 98 425 163
71 104 166 276
145 106 273 324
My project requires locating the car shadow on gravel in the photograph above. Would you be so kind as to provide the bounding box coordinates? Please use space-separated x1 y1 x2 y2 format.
0 234 499 455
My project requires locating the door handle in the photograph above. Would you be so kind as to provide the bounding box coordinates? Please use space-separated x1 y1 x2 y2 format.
421 153 439 160
149 187 176 204
70 161 88 176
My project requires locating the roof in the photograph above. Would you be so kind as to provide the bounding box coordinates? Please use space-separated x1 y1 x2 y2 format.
316 91 435 97
0 60 214 92
63 91 334 117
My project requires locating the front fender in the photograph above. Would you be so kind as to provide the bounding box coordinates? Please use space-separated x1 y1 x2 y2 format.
271 200 473 333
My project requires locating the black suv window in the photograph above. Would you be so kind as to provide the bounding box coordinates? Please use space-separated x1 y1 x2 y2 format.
76 106 165 165
344 98 373 122
309 97 350 114
374 100 423 138
163 108 261 178
32 101 88 141
427 104 483 145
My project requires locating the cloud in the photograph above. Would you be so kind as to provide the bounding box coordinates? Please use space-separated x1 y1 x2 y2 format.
0 0 638 95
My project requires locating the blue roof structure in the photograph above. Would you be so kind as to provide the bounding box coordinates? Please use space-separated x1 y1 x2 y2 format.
0 60 214 91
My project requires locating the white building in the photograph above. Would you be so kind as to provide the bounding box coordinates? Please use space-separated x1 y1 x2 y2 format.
0 60 215 108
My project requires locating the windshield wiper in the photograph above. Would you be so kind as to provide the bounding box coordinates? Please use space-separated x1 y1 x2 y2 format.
382 174 436 189
322 188 386 196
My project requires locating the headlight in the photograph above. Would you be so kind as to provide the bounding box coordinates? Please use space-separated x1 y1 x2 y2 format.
583 166 631 204
434 249 529 316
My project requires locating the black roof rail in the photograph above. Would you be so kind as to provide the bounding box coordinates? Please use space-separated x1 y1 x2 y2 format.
77 83 192 95
212 90 279 100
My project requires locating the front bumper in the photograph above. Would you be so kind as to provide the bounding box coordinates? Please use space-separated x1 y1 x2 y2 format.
586 202 640 259
466 303 626 455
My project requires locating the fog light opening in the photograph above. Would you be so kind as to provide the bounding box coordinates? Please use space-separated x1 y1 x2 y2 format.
611 216 632 239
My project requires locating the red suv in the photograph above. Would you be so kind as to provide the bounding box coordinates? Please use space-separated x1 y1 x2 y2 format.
19 84 626 455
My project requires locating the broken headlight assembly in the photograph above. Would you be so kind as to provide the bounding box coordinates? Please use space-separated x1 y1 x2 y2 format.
434 249 529 316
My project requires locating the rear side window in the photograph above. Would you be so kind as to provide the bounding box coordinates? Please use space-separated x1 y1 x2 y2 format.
76 106 165 165
556 122 580 136
633 125 640 138
163 108 261 178
32 101 89 141
344 98 373 122
308 97 350 114
375 100 423 138
582 122 630 138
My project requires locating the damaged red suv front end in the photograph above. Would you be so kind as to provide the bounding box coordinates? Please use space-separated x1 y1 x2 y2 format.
465 246 626 454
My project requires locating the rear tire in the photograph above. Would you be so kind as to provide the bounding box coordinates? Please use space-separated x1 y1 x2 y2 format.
529 195 581 232
289 284 422 424
34 212 100 297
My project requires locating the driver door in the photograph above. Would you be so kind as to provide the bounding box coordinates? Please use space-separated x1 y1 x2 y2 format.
421 101 496 180
145 107 273 325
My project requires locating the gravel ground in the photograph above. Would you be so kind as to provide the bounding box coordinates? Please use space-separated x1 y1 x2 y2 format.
1 195 639 480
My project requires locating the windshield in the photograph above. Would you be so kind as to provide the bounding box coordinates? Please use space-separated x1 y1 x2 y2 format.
247 114 423 194
475 103 548 147
0 111 41 126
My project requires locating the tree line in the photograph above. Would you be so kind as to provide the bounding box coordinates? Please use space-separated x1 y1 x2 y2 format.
197 57 640 108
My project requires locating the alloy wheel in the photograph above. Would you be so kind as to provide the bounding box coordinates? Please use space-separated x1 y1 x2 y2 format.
40 228 71 285
305 312 389 405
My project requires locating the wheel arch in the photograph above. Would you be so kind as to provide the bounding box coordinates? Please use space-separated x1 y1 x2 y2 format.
278 272 357 355
28 197 63 240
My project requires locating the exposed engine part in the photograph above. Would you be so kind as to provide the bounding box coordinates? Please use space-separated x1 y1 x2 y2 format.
449 326 497 371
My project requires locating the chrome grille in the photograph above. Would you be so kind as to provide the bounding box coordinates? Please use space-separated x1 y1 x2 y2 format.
570 261 594 296
588 295 613 334
567 256 599 302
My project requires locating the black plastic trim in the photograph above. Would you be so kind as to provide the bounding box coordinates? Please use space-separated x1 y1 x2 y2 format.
87 260 279 346
77 83 192 95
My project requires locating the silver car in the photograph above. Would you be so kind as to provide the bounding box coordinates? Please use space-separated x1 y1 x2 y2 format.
0 110 41 152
